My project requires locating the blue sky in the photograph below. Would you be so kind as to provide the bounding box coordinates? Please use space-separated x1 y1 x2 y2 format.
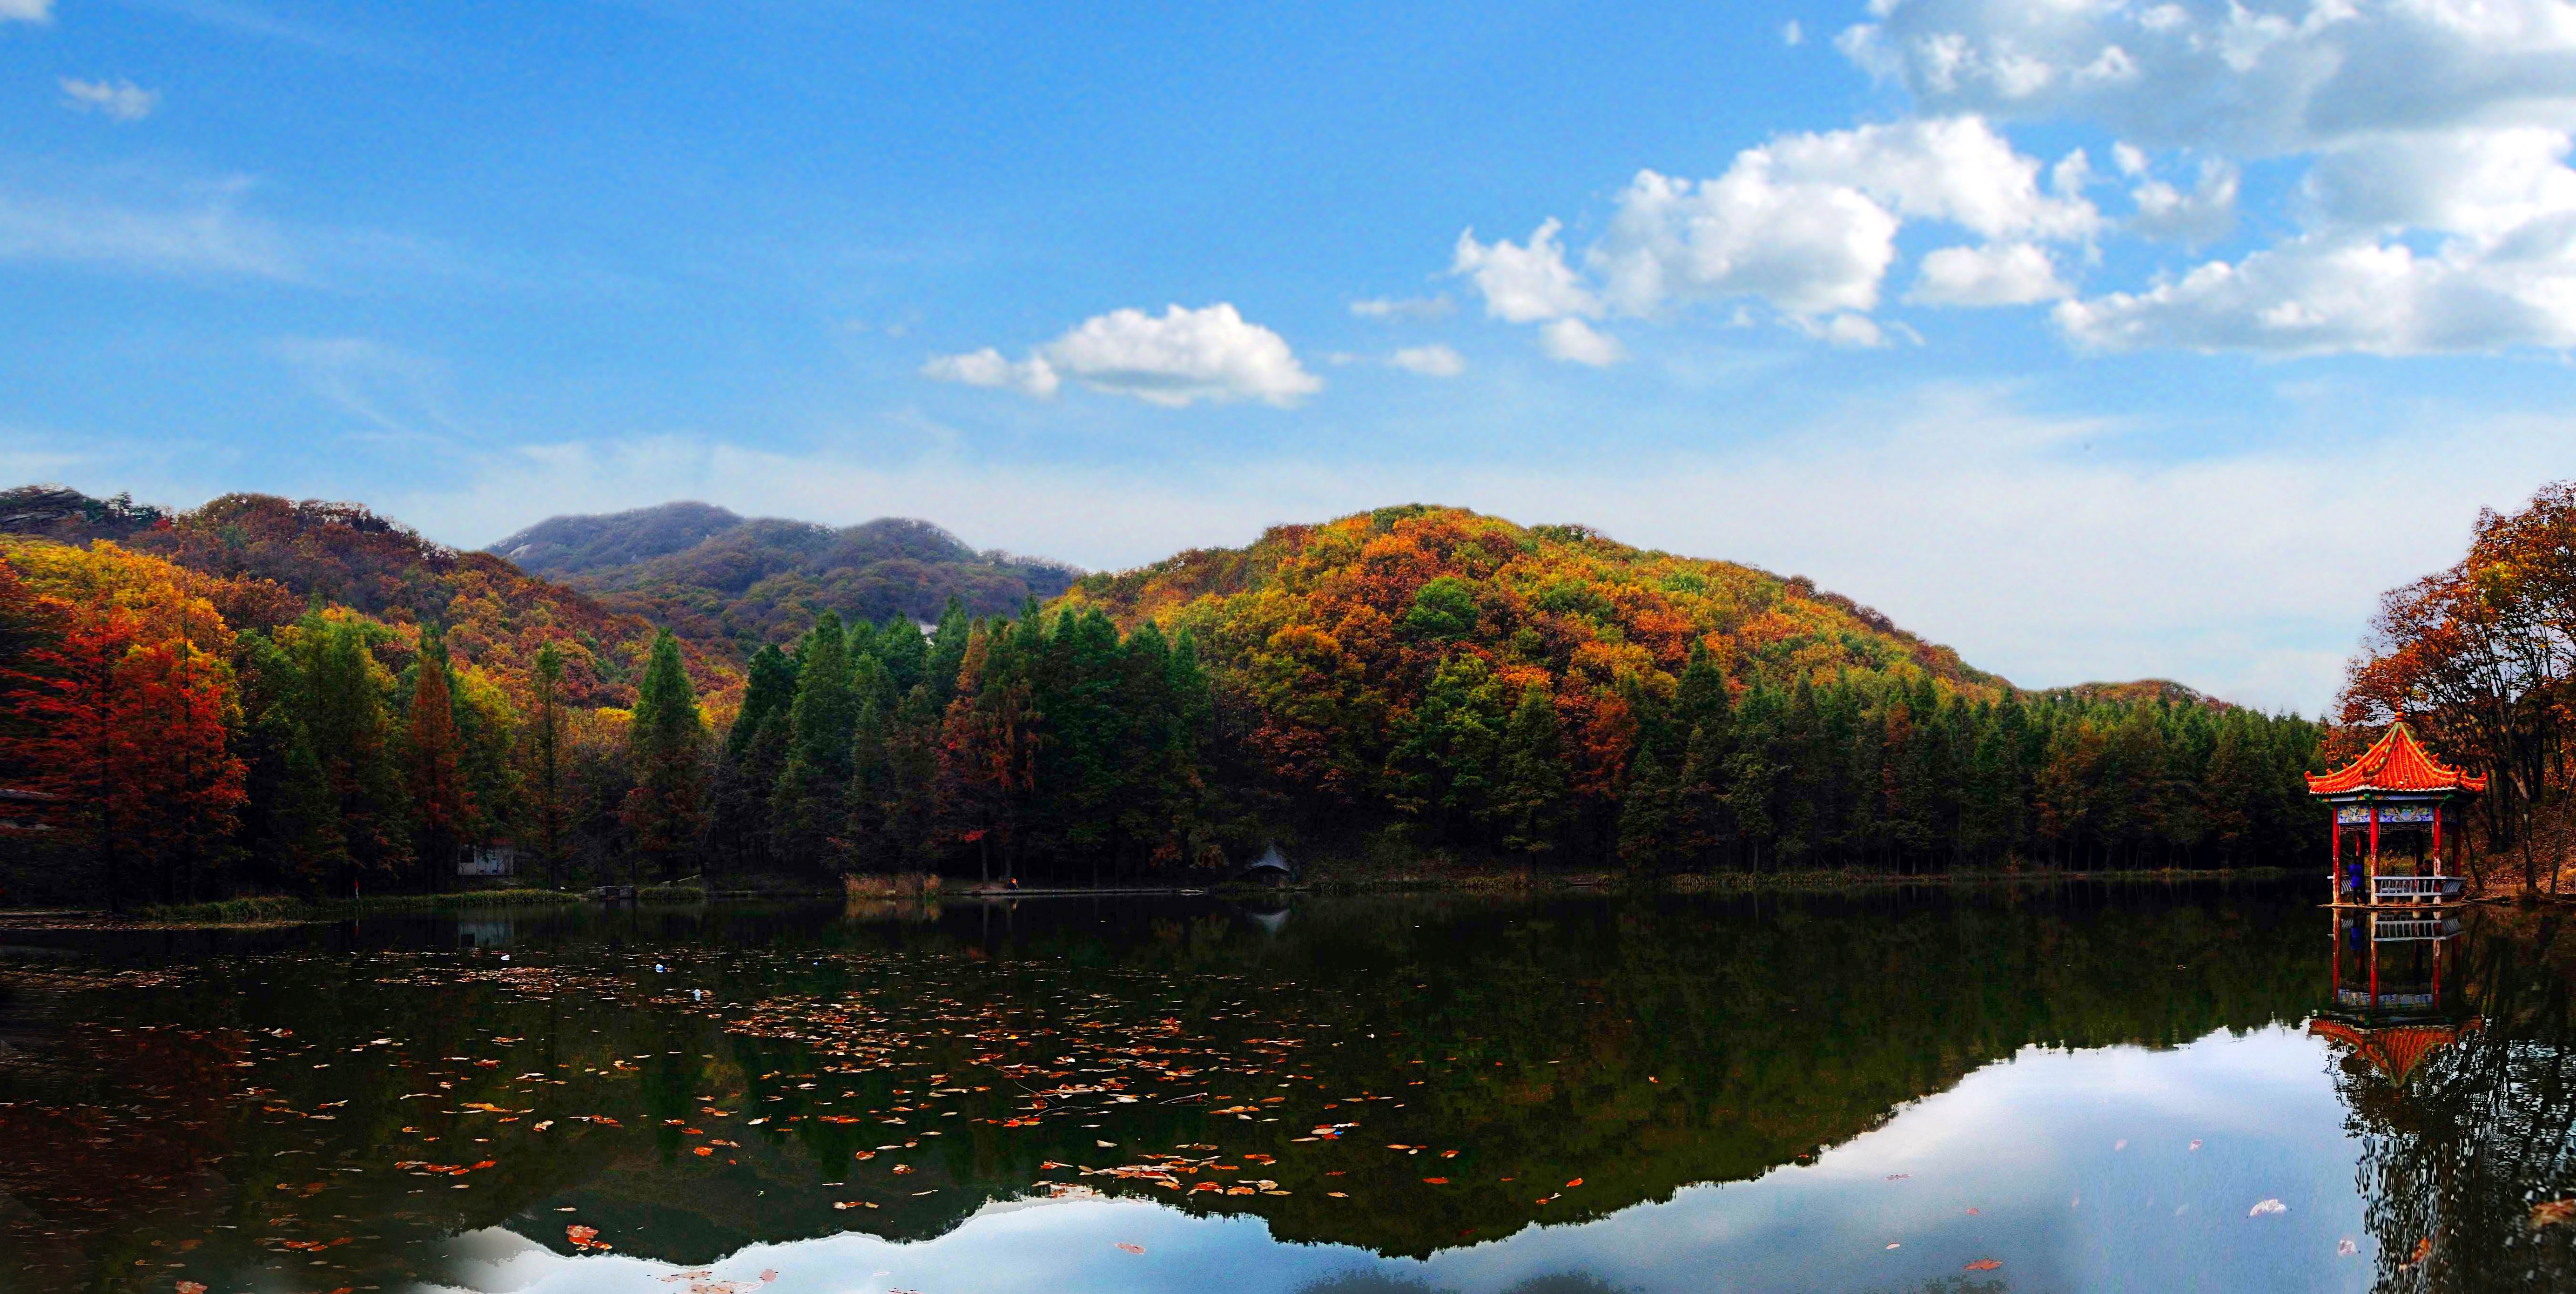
8 0 2576 711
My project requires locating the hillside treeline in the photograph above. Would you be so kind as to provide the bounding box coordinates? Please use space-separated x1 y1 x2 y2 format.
1 505 2326 907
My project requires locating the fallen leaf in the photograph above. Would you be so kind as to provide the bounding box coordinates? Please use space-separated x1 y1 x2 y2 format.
2532 1199 2576 1229
1424 1177 1449 1185
1115 1243 1145 1255
2249 1199 2288 1218
2406 1236 2434 1267
2338 1239 2359 1256
1964 1259 2002 1272
1565 1178 1583 1188
2189 1139 2203 1151
177 1284 208 1294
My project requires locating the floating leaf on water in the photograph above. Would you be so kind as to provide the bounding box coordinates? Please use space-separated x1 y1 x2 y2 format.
2248 1199 2287 1218
2532 1199 2576 1229
1964 1260 2002 1272
1115 1243 1145 1254
2337 1239 2359 1256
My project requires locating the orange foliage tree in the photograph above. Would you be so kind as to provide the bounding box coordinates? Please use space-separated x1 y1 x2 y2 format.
2344 481 2576 891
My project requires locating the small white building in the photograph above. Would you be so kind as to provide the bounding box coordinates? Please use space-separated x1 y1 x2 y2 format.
457 844 522 878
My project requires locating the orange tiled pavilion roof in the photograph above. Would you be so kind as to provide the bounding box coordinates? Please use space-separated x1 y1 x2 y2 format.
2307 722 2489 797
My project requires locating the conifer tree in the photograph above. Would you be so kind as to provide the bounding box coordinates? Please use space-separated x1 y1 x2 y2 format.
528 642 569 887
624 628 706 879
771 613 854 870
405 627 471 890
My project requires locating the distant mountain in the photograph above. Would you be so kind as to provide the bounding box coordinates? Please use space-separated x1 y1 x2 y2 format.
0 485 720 708
486 502 1082 646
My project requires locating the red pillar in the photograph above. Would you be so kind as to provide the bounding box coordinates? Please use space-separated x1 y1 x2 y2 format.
2332 812 2344 903
2431 800 2444 878
2369 804 2381 907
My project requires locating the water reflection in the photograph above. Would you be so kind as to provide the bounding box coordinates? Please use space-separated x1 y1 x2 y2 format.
1 887 2572 1292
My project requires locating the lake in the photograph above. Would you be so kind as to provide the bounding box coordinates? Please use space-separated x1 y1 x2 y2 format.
3 884 2570 1294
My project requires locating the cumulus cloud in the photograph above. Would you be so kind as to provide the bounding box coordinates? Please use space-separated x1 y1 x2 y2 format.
1835 0 2576 157
1453 219 1601 323
1387 344 1466 377
1420 0 2576 357
1540 318 1625 365
1452 115 2093 350
2055 233 2576 354
925 303 1319 408
920 347 1060 398
1910 242 2070 305
61 78 158 122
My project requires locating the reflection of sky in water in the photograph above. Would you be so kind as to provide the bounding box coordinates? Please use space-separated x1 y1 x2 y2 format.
426 1024 2370 1294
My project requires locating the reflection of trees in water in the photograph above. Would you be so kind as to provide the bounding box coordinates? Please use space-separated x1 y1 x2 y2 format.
2338 916 2576 1292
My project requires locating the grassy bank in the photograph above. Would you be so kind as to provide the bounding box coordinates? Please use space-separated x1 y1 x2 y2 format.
137 888 585 924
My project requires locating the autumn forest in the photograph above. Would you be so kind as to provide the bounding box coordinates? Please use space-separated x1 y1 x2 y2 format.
4 482 2569 909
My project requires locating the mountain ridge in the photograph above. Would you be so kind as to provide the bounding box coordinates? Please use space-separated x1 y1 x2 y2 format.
485 501 1082 645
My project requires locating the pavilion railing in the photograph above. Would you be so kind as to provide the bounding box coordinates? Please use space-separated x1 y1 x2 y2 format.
2371 875 2466 903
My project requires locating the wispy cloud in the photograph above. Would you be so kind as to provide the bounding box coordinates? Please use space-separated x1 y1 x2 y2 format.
1 0 54 24
133 0 383 58
1350 294 1453 321
271 336 467 443
0 175 299 279
60 78 160 122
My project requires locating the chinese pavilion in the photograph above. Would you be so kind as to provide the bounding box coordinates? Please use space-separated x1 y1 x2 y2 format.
2308 722 2486 908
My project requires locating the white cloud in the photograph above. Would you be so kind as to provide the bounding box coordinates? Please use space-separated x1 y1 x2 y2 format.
60 78 159 122
2128 156 2239 244
1836 0 2576 157
1910 242 2070 306
1452 219 1600 323
0 0 51 21
1540 318 1625 365
1454 117 2094 344
1387 344 1466 377
921 347 1060 398
927 303 1319 408
1757 116 2098 242
2055 233 2576 355
1592 164 1902 318
1350 294 1453 321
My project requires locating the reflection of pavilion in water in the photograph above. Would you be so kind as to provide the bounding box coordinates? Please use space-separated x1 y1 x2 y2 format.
2308 908 2479 1088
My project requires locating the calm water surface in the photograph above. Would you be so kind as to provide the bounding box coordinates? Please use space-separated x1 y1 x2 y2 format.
4 885 2573 1294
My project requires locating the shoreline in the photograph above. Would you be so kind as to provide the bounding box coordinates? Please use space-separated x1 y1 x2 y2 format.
0 865 2315 929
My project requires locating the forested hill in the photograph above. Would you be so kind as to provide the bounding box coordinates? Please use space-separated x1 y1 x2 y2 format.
487 502 1081 647
1061 503 2006 695
0 484 726 710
